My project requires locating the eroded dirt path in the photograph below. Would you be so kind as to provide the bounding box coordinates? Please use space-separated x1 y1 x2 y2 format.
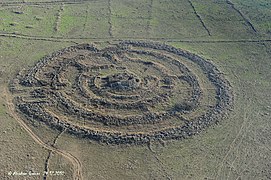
3 87 83 180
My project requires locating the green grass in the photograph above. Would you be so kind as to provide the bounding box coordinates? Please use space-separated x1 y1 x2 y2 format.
57 1 111 38
2 0 269 40
111 0 150 18
0 5 59 36
234 0 271 35
149 0 208 39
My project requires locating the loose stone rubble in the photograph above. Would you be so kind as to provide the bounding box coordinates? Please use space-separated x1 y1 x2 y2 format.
10 41 233 144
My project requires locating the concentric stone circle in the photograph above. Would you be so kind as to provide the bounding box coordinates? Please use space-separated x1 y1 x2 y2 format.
10 41 233 144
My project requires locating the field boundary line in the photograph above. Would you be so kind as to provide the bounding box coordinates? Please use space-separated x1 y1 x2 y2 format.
3 87 83 180
2 32 271 43
107 0 113 37
0 0 92 6
226 0 257 33
147 0 154 36
188 0 211 36
43 129 66 180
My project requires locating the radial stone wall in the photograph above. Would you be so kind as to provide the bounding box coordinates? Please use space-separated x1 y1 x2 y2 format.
10 41 233 144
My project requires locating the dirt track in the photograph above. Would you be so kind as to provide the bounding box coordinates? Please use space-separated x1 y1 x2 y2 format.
3 87 83 180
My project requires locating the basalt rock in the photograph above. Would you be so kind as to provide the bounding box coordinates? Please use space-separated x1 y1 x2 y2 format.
11 41 233 145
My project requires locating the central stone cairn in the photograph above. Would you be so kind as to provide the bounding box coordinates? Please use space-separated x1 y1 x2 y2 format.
11 41 233 144
100 72 140 91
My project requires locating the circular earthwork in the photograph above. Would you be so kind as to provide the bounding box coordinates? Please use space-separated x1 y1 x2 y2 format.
10 41 233 144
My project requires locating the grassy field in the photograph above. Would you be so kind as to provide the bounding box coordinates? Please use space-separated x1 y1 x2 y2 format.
0 0 271 179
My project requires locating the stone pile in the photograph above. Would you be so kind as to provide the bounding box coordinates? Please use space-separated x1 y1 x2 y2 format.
11 41 233 144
